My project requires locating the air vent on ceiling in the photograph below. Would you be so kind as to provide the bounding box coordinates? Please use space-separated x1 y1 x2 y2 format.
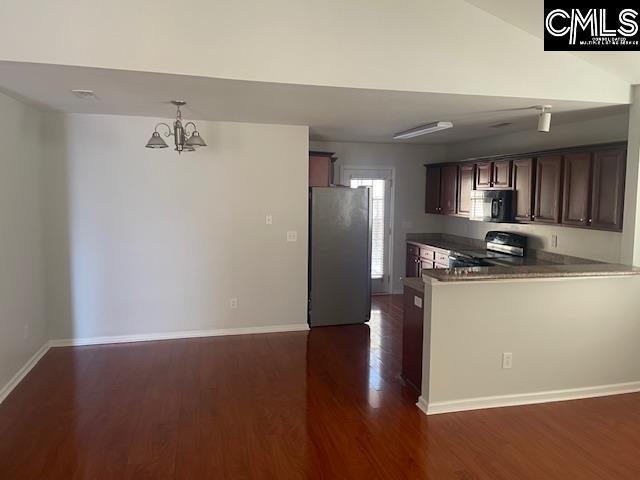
71 89 98 100
490 122 513 128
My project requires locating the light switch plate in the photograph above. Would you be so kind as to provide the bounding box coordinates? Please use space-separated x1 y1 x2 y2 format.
286 231 297 242
266 214 273 225
413 296 423 308
502 352 513 369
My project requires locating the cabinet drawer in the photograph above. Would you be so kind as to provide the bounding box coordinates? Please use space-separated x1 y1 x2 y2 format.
421 260 434 270
420 248 435 260
407 244 419 256
435 252 449 265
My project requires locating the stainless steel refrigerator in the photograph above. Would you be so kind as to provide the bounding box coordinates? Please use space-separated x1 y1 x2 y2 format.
308 186 372 327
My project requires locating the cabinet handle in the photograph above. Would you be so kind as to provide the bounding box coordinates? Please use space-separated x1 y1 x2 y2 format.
580 218 584 222
588 218 592 224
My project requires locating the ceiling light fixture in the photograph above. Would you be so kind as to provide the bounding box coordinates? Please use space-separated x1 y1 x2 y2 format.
393 121 453 140
536 105 552 133
145 100 207 153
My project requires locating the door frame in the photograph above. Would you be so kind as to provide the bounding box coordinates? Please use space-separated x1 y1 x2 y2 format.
339 165 396 295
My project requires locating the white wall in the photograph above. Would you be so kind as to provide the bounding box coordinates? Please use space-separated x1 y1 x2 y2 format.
310 141 446 293
0 91 48 393
442 113 630 262
0 1 629 103
43 114 309 341
421 276 640 413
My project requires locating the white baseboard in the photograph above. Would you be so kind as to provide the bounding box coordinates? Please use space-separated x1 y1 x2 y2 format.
0 342 51 405
49 323 310 347
418 381 640 415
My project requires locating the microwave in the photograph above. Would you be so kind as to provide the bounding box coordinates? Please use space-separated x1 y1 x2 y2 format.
469 190 515 223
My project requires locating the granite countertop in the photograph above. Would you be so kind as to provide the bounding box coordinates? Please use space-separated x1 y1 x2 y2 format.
421 263 640 282
406 233 639 282
403 277 425 291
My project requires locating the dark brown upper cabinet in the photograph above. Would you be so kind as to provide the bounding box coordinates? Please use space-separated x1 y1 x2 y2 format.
309 151 336 187
425 164 458 215
422 142 625 231
440 165 458 215
476 162 493 189
512 158 534 221
475 160 511 189
457 164 475 216
590 148 626 231
492 160 512 188
534 155 563 224
562 152 592 227
425 165 442 214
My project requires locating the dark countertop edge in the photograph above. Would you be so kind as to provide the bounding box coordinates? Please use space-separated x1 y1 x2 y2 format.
421 268 640 283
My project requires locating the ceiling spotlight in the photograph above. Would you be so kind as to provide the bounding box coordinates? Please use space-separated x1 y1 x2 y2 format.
145 100 207 154
393 121 453 140
537 105 552 133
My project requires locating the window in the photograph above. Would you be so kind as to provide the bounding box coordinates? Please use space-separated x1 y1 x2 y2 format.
350 178 385 279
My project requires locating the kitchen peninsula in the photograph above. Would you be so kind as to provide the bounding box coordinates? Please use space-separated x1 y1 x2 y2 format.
403 233 640 416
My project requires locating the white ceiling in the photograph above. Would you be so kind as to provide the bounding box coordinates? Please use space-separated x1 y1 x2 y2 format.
0 61 627 145
464 0 640 84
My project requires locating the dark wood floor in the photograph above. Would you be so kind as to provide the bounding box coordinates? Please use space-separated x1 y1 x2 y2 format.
1 295 640 479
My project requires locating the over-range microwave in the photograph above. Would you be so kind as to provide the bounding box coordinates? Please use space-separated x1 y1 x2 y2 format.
469 190 515 223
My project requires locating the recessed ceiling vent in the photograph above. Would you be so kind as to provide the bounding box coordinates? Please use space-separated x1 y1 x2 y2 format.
71 89 97 100
490 122 513 128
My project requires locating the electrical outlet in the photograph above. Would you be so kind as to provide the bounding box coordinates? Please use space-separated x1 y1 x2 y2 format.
551 234 558 248
502 352 513 369
230 298 238 309
266 214 273 225
286 231 297 242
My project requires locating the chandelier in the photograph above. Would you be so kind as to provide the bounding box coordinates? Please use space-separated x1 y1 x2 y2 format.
145 100 207 153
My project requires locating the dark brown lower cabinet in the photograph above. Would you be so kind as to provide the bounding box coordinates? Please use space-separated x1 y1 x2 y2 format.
562 152 592 227
591 148 626 231
402 286 424 395
512 158 534 221
406 254 421 278
534 155 562 223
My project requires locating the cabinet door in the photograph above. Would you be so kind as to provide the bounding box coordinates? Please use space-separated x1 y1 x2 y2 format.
405 254 420 278
440 165 458 215
476 161 492 189
562 152 592 227
591 148 626 231
534 155 562 223
402 287 424 395
425 166 441 214
309 153 334 187
513 158 534 221
492 160 512 188
457 164 475 216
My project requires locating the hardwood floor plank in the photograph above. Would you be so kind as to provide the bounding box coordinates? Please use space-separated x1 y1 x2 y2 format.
1 295 640 479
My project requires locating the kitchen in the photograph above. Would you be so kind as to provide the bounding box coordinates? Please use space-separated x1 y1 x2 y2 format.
399 138 640 415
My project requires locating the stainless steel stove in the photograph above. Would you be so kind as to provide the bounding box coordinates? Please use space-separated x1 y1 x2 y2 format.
447 231 527 268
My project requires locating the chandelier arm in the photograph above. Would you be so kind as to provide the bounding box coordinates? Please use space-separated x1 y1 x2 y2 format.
183 121 197 138
154 122 173 137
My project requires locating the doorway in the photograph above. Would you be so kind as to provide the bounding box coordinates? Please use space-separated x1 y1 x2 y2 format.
341 167 394 295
